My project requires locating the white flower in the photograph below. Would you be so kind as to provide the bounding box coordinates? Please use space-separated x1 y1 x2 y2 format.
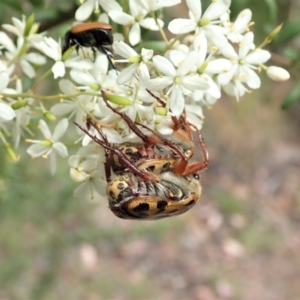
109 0 164 46
113 41 152 85
0 32 46 78
218 32 271 99
221 9 253 43
75 0 122 21
144 112 174 136
185 104 204 130
34 37 93 78
147 52 210 116
190 34 232 104
68 145 100 182
0 103 15 122
1 79 34 148
73 170 107 199
34 37 65 78
68 144 107 199
50 79 91 133
266 66 290 81
168 0 231 48
136 0 181 12
0 72 16 122
26 119 69 174
2 16 40 39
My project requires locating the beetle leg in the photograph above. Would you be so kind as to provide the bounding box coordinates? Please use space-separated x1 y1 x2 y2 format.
74 121 160 182
104 148 112 183
182 133 209 176
101 90 160 145
146 89 183 132
99 46 116 70
135 121 188 168
91 47 97 62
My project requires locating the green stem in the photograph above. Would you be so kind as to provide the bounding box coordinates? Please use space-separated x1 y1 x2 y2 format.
150 11 169 46
0 91 101 101
168 34 184 49
30 69 53 92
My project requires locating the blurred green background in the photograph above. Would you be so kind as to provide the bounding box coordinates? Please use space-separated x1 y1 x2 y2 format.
1 0 300 299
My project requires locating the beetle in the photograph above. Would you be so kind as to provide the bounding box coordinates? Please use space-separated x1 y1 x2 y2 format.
95 90 209 176
62 22 115 69
107 171 202 220
80 124 203 220
74 95 209 182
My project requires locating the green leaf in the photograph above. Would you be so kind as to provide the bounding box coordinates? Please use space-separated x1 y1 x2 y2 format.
2 0 23 11
281 82 300 109
263 0 278 23
28 0 44 6
138 41 166 53
34 7 61 22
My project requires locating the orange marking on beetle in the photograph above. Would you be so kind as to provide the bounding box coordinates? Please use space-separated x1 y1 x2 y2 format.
71 22 112 33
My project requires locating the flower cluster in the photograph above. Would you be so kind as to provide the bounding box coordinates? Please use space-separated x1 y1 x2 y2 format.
0 0 290 199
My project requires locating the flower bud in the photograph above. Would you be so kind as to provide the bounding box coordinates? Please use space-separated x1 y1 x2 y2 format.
266 24 283 43
197 61 208 74
155 107 168 116
3 143 19 162
44 111 56 121
129 56 142 63
267 66 290 81
11 99 27 110
105 94 132 106
89 83 101 90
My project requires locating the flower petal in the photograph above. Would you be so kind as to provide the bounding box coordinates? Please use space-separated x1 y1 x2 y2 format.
75 0 94 21
153 55 176 77
117 63 137 84
168 19 196 34
0 72 10 91
0 102 16 121
182 75 210 91
53 142 68 157
39 119 52 139
113 41 138 58
245 68 261 89
169 85 185 116
139 18 164 30
52 61 65 78
129 23 141 46
147 77 173 91
108 11 134 25
245 50 271 65
177 51 197 76
186 0 202 21
53 118 68 141
203 0 231 20
27 144 48 157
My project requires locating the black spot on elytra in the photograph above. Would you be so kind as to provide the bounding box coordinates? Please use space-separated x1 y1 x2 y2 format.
109 191 116 201
193 174 200 180
157 200 168 210
117 183 125 190
125 148 133 155
119 187 132 199
162 162 171 172
185 199 195 206
146 165 155 172
133 203 150 212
